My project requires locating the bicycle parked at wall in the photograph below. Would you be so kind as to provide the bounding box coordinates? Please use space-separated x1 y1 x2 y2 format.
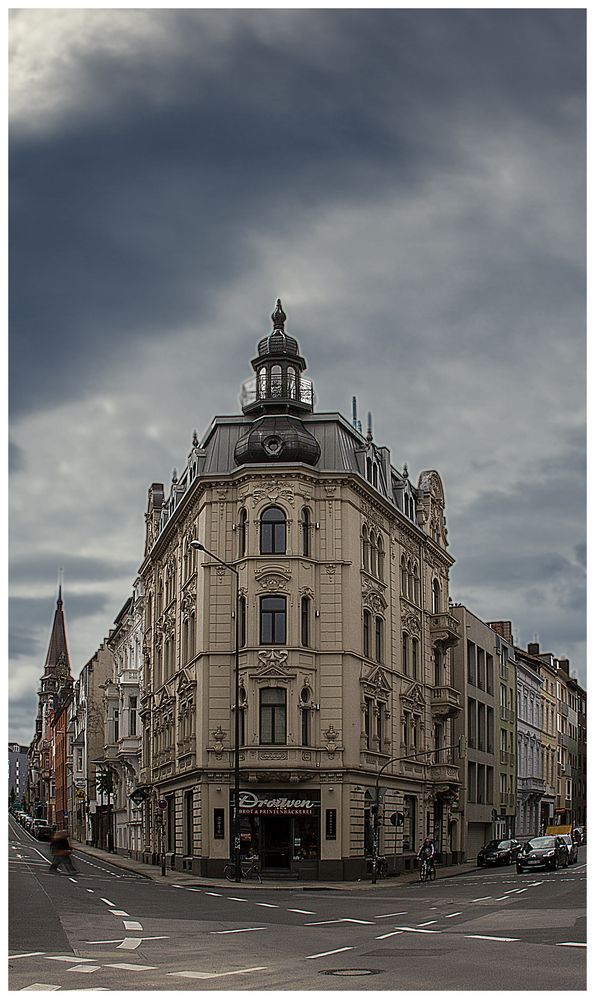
224 856 262 882
372 855 389 879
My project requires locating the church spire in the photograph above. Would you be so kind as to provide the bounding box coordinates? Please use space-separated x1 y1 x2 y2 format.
43 582 71 678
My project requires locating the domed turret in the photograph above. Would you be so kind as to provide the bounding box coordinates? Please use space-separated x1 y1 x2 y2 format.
243 299 313 416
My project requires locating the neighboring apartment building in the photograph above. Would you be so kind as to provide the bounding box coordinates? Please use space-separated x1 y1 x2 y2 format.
514 646 545 836
487 621 517 839
137 300 462 879
69 643 114 846
104 580 144 855
554 656 576 826
8 743 29 804
573 678 587 829
536 652 558 831
451 606 497 858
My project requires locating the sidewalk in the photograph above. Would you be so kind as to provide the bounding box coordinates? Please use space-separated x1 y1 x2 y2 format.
71 840 476 891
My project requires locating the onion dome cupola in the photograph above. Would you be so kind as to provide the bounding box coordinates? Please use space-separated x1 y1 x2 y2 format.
235 299 320 467
242 299 314 417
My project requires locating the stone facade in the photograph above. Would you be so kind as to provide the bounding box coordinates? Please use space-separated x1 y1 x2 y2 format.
136 302 461 879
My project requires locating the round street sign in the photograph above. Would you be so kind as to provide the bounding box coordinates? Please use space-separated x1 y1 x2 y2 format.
157 799 168 810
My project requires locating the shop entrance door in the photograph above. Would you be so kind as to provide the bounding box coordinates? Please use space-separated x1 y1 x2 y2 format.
262 815 291 870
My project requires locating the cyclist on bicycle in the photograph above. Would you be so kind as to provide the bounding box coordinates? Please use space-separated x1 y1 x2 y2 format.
417 836 436 873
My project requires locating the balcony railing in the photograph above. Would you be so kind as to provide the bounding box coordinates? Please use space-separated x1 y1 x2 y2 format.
430 686 462 719
429 612 461 650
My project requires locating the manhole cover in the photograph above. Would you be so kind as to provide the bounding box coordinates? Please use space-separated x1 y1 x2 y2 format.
322 969 381 977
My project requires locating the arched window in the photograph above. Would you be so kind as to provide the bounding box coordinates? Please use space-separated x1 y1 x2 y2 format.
362 526 370 572
363 610 371 659
287 366 297 398
258 367 267 398
238 595 247 648
413 563 420 604
375 617 384 663
412 637 418 679
301 595 311 647
300 686 311 746
401 555 407 595
432 579 441 614
300 507 311 557
369 531 378 578
260 506 286 554
238 508 248 558
402 632 409 675
271 364 282 397
377 535 385 581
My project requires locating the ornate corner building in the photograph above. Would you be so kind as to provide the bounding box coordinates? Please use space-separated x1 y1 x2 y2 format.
137 301 461 879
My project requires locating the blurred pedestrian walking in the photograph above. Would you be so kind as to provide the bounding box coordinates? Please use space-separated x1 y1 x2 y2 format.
49 829 77 874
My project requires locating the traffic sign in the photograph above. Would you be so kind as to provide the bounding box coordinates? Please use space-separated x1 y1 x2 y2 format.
157 799 168 810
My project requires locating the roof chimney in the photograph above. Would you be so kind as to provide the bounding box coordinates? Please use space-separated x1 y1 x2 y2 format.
488 621 514 645
527 642 540 657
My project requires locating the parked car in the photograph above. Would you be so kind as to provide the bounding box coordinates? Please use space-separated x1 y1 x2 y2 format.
477 838 523 867
516 835 570 873
559 833 579 864
32 819 51 841
19 813 31 828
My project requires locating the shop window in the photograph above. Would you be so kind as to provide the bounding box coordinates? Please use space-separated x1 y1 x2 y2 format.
260 687 286 745
402 795 416 851
238 508 248 558
260 506 286 555
260 595 286 645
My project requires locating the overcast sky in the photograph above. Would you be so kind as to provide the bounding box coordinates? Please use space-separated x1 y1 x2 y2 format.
9 8 586 743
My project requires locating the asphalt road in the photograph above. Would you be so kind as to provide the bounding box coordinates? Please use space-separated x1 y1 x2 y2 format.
9 815 586 991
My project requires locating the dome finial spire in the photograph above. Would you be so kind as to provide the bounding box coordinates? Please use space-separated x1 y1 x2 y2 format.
271 298 286 331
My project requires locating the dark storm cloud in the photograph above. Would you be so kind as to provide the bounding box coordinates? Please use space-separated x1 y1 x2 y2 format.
10 9 585 419
10 592 112 658
10 553 134 587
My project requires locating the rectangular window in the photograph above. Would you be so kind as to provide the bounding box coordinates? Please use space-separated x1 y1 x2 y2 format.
412 638 418 679
113 709 119 743
467 641 476 685
363 611 371 658
260 596 287 645
477 648 485 690
238 597 246 648
129 697 137 737
260 688 286 744
365 697 374 749
467 762 476 803
486 654 494 694
301 707 310 747
375 618 383 663
301 597 310 647
402 633 408 675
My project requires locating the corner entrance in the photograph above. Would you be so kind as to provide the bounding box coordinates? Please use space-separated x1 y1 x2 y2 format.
262 815 291 870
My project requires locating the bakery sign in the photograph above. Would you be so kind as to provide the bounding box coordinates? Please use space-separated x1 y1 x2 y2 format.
235 790 320 815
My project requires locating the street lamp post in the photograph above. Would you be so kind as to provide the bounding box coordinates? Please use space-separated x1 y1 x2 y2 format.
191 540 242 883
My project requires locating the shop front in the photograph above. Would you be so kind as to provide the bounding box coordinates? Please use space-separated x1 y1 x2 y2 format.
233 789 321 878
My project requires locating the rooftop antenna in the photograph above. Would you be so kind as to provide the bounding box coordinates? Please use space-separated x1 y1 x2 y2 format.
58 566 64 603
366 412 373 443
352 396 358 430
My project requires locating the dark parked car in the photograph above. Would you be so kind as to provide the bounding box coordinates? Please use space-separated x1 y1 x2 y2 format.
516 835 569 873
559 833 579 864
477 838 522 867
32 819 51 841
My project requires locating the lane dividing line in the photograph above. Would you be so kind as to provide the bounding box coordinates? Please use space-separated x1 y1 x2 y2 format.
418 921 437 927
105 964 158 971
287 909 315 914
227 897 249 902
256 902 279 908
464 935 519 942
211 927 267 934
45 957 94 963
557 942 586 948
9 953 46 960
100 898 116 907
471 896 492 902
305 947 353 960
392 927 441 934
376 930 404 940
305 918 374 926
374 912 407 919
444 912 462 918
170 966 269 980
